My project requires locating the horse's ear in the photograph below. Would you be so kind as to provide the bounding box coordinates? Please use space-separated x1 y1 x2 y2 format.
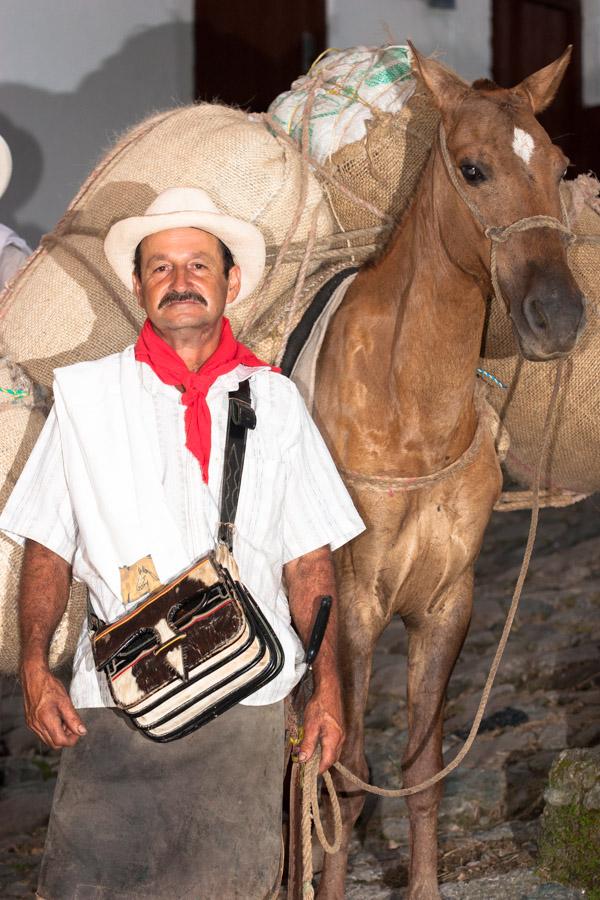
513 46 572 114
408 41 469 112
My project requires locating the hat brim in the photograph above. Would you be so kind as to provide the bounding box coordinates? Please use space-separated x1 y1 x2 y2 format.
0 136 13 200
104 209 265 302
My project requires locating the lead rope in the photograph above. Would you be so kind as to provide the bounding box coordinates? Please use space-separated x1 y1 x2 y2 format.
297 330 565 900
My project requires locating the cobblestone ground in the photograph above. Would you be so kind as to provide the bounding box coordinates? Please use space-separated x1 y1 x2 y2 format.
1 497 599 898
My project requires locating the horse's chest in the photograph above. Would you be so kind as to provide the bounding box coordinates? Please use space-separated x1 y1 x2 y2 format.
344 452 500 614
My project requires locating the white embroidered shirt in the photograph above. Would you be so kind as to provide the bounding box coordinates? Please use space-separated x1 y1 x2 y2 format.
0 348 365 708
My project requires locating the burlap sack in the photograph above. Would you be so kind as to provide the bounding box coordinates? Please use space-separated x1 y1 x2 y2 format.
0 360 87 674
0 104 334 385
480 176 600 494
322 90 439 230
0 535 88 675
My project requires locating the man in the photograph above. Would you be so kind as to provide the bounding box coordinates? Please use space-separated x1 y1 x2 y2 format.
0 187 364 898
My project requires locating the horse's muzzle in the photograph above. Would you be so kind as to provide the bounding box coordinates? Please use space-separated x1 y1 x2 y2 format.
512 273 586 361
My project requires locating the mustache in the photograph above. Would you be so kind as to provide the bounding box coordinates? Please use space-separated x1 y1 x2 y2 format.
158 290 208 309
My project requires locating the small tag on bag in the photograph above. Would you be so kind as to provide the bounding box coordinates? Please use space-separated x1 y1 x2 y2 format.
215 542 240 580
119 554 161 604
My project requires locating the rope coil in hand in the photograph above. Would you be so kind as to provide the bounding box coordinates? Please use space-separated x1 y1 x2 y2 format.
300 752 342 898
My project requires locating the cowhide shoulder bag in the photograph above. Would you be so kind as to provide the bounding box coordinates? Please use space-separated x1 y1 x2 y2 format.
89 379 284 742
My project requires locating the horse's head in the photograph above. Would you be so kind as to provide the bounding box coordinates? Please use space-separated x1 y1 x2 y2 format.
411 44 585 361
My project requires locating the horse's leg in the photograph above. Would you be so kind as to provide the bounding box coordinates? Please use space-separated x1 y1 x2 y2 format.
316 600 385 900
402 570 474 900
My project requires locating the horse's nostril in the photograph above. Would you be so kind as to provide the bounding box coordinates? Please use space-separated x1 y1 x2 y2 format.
524 296 548 334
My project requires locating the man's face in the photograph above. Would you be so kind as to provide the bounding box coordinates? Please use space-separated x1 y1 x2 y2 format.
132 227 241 336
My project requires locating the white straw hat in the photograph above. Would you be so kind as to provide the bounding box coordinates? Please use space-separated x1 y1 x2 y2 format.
0 135 13 200
104 187 266 301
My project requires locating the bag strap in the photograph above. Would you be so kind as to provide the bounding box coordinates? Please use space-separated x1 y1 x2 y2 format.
217 378 256 552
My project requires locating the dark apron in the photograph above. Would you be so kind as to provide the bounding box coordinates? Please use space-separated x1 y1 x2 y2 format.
37 702 284 900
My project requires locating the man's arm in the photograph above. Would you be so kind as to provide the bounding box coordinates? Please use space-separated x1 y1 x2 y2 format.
19 539 87 749
284 544 344 773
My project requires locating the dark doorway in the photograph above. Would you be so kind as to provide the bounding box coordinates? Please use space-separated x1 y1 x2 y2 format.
492 0 599 176
194 1 326 112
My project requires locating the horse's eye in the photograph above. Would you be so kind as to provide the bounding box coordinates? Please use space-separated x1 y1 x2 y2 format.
460 163 485 184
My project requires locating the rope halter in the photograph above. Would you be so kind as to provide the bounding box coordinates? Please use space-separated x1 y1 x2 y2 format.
437 122 576 311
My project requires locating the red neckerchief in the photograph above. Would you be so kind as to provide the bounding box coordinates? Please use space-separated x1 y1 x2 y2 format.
134 318 275 483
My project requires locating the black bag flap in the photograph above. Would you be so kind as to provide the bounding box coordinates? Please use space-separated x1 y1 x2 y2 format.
92 555 226 670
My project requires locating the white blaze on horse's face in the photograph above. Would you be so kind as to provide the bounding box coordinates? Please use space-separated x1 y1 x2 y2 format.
512 127 535 165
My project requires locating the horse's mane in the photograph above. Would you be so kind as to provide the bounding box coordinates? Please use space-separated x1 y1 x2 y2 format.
471 78 524 113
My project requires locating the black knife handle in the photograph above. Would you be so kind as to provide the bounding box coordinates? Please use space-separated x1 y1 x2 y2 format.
305 595 332 667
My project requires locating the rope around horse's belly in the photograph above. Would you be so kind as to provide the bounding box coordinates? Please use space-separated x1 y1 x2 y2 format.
338 395 488 492
296 361 564 899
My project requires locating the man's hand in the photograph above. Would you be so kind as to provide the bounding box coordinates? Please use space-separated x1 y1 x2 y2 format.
298 683 345 774
18 540 83 749
21 661 87 750
285 545 346 773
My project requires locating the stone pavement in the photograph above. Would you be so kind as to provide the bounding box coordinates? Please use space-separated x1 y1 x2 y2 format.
1 496 599 897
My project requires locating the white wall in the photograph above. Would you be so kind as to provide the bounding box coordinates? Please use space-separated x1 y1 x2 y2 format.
582 0 600 106
329 0 600 107
327 0 492 83
0 0 194 246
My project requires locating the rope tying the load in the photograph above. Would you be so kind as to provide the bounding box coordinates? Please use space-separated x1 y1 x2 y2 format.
298 360 564 894
492 488 588 512
280 202 323 359
476 367 507 390
261 112 394 226
258 77 322 322
258 83 396 365
264 225 391 264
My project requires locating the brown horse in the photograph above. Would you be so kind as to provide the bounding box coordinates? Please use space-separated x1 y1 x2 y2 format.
311 46 585 898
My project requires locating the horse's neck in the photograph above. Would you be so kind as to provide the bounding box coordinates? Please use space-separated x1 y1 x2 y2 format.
320 157 487 477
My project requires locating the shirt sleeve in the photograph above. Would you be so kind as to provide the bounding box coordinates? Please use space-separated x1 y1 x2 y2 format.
0 243 30 289
281 385 365 564
0 405 78 565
